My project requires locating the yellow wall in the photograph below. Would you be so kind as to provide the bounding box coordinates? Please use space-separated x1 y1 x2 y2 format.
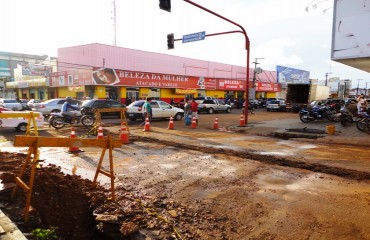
140 88 150 99
265 92 277 98
95 86 106 99
161 88 178 99
120 87 126 98
59 87 77 98
206 90 225 98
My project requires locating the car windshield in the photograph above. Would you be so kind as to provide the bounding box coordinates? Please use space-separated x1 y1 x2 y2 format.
130 101 144 107
270 100 281 104
4 100 18 103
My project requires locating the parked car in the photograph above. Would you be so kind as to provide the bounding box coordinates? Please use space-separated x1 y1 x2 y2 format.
80 99 126 117
266 100 291 112
194 96 214 104
198 99 232 114
27 99 43 109
248 99 260 109
126 100 184 122
32 98 81 117
0 110 44 132
0 99 23 111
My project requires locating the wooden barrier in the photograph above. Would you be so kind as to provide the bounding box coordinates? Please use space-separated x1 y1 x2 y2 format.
94 108 129 133
0 111 41 136
11 135 122 221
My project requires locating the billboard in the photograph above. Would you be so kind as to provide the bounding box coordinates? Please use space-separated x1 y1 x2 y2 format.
332 0 370 59
22 63 50 76
276 65 310 85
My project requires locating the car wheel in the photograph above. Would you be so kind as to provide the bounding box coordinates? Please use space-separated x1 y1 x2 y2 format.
174 113 183 121
17 123 27 132
226 108 231 113
208 108 214 114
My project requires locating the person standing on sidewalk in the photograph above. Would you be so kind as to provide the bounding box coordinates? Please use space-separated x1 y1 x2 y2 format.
190 98 199 125
184 98 191 126
356 94 367 113
140 98 152 126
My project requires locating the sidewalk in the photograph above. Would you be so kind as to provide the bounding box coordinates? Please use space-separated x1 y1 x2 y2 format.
0 209 27 240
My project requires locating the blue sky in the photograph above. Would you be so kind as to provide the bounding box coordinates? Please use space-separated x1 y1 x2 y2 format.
1 0 369 87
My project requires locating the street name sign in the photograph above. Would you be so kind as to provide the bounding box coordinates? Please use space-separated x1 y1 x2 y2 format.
182 31 206 43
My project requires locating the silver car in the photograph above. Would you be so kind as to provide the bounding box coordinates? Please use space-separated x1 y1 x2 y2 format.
32 98 81 117
0 99 23 111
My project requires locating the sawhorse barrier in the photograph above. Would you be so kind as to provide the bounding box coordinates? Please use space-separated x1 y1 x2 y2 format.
11 135 122 221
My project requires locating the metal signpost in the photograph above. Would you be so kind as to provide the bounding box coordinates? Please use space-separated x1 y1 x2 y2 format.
182 31 206 43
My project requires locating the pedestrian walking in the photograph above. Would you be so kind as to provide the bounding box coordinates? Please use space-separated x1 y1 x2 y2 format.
190 98 199 125
140 98 152 126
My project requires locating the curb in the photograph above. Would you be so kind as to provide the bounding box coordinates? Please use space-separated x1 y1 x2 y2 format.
0 209 27 240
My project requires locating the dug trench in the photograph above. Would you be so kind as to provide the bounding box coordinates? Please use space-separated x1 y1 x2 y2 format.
0 133 369 239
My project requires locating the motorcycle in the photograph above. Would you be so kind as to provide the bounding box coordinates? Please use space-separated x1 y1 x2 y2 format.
338 104 355 126
299 104 339 123
356 111 370 133
49 110 95 129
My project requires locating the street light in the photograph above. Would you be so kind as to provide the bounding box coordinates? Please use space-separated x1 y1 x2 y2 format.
161 0 251 124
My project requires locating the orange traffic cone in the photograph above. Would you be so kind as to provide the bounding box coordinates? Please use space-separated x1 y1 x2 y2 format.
143 116 151 132
168 116 175 130
68 127 82 153
97 125 104 139
120 122 129 144
239 114 245 127
191 116 197 129
213 116 219 130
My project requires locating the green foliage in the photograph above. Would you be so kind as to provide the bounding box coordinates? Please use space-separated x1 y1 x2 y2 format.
32 227 58 240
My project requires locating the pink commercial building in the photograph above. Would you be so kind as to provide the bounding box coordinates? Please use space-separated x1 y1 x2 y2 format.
51 43 279 103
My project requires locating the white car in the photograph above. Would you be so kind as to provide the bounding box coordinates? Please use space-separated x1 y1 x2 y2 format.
0 99 23 111
0 109 45 132
126 100 184 122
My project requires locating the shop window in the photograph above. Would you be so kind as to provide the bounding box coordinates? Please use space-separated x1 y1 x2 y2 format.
59 76 65 86
68 75 73 85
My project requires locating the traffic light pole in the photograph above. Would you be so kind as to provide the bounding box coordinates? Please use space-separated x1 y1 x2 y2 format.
182 0 251 124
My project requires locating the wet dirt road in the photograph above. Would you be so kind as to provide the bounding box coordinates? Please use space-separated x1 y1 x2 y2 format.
1 110 369 239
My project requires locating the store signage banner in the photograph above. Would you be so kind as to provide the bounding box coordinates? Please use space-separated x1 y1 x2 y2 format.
255 82 280 92
276 65 310 85
50 70 93 86
218 80 245 90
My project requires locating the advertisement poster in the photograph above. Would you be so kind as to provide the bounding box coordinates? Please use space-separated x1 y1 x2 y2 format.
276 65 310 85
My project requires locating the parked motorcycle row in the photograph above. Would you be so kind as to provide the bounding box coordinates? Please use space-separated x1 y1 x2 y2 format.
299 103 370 134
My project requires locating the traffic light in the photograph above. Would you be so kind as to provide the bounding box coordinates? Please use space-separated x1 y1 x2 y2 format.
167 33 174 50
159 0 171 12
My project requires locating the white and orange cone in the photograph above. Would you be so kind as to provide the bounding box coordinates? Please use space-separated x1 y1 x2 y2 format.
143 116 151 132
68 127 82 153
97 125 104 139
120 122 129 144
239 114 245 127
168 116 175 130
191 116 197 129
213 116 219 130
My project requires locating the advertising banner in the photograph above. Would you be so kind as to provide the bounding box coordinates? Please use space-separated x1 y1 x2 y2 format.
276 65 310 85
218 80 245 90
50 70 93 86
255 82 281 92
22 64 50 76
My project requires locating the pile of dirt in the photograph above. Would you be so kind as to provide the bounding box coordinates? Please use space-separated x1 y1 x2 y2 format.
0 151 207 239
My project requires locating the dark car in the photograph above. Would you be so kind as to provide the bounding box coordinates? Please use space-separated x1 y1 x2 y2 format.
80 99 126 117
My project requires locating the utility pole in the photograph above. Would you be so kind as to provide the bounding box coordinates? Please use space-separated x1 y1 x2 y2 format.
365 82 369 97
324 72 331 86
252 57 264 99
112 0 117 46
356 79 362 96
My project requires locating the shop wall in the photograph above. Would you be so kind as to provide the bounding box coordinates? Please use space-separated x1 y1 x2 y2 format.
59 87 77 98
205 90 225 99
160 88 182 103
120 87 126 104
95 86 106 99
265 92 277 98
139 88 149 100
